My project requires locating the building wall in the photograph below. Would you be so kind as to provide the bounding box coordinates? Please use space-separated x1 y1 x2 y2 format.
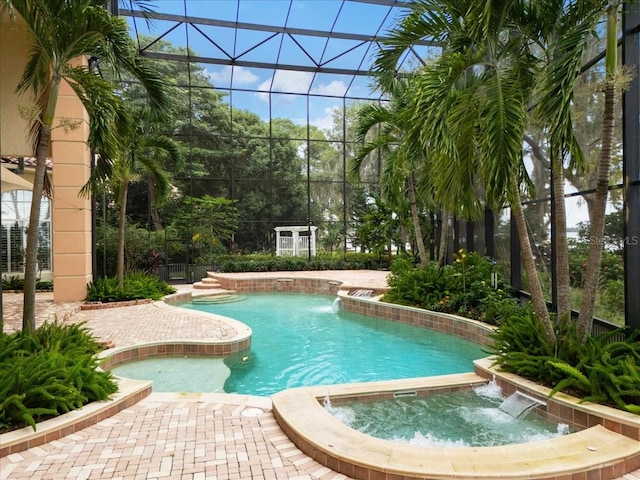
0 12 92 303
0 14 33 156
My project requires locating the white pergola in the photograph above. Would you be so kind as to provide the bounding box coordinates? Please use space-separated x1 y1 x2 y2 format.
275 226 317 257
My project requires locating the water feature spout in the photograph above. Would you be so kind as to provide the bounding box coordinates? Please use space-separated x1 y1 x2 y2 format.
499 392 546 418
331 298 341 312
349 289 374 298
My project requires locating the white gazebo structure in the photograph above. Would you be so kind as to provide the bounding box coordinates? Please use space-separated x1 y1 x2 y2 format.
275 226 317 257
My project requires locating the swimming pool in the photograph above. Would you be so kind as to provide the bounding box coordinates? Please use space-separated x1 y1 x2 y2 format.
111 293 486 396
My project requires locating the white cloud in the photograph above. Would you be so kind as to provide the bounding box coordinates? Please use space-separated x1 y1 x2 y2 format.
257 71 313 95
310 107 338 131
290 106 339 131
255 72 347 102
310 80 348 97
206 66 258 85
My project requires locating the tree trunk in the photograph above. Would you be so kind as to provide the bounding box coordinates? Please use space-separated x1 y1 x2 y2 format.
578 85 616 338
22 126 51 332
437 209 449 267
150 206 163 231
551 149 571 320
148 179 164 231
117 183 129 288
408 174 428 266
577 3 617 340
399 225 408 254
511 178 556 345
524 133 551 241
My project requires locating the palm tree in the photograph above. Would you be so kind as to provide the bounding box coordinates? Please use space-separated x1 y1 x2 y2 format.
86 106 180 287
374 0 613 343
2 0 168 332
374 0 557 342
531 0 611 325
350 77 431 266
575 1 625 338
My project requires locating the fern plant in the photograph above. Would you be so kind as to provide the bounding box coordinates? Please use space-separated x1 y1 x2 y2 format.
491 311 640 414
86 272 175 302
0 321 118 432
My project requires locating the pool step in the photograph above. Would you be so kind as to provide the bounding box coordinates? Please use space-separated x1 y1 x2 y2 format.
193 277 223 290
191 293 246 304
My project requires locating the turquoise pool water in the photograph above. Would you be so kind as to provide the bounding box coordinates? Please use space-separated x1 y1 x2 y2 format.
112 293 486 396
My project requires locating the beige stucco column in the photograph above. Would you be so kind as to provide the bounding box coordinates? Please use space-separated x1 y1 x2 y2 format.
1 14 93 303
50 67 93 302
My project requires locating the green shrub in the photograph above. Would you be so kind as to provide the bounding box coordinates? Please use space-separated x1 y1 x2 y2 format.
0 322 118 432
490 313 640 414
1 276 53 291
383 257 451 309
95 224 182 277
87 272 176 303
2 275 24 290
602 280 625 317
489 309 566 384
382 251 511 324
568 239 624 287
216 253 388 273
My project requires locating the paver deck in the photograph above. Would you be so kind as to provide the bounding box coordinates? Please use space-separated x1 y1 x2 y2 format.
2 270 640 480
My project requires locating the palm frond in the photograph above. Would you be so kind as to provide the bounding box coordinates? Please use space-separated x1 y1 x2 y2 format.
533 1 604 172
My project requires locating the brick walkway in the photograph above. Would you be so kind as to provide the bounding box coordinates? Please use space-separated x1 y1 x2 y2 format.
2 271 640 480
1 394 346 480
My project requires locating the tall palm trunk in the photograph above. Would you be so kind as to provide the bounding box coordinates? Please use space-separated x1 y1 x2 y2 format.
511 177 556 345
577 2 618 339
23 74 61 332
148 179 164 231
551 149 571 320
437 209 449 267
117 184 129 287
408 174 428 266
22 126 51 332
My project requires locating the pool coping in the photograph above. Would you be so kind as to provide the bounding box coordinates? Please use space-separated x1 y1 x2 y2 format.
96 296 253 371
271 371 640 480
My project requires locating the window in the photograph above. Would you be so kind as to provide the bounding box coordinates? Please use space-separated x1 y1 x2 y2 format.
1 190 51 274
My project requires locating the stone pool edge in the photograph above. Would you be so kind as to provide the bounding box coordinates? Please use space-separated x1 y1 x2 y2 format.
271 370 640 480
98 295 253 370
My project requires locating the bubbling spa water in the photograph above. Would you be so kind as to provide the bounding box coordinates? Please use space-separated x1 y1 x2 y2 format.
324 381 570 447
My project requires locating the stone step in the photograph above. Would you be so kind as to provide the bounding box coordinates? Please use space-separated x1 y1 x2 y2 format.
200 277 221 284
191 293 245 304
192 281 222 290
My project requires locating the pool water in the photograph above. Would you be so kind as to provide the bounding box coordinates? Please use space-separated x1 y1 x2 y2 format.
112 293 486 396
325 383 570 447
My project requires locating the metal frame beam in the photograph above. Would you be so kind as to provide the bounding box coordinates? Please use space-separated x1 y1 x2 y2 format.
142 51 377 77
623 2 640 330
121 9 437 46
